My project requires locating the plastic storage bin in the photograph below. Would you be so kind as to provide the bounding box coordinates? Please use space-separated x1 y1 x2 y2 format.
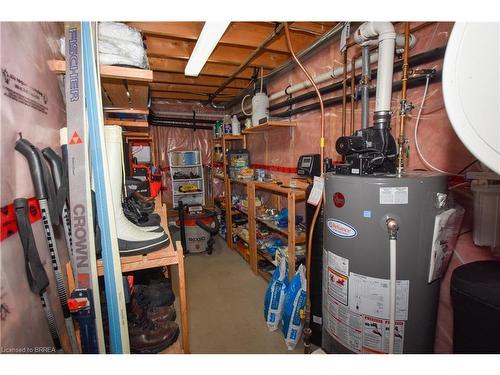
471 183 500 255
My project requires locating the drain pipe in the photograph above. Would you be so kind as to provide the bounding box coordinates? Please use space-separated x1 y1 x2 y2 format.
354 22 397 129
268 32 414 103
386 217 399 354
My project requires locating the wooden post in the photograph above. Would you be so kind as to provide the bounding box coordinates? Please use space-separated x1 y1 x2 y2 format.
288 192 296 281
248 181 257 273
176 241 189 354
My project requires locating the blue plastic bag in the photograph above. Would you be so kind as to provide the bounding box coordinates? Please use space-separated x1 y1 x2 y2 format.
264 257 288 331
282 264 307 350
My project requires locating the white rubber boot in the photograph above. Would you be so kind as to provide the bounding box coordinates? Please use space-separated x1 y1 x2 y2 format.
104 125 169 255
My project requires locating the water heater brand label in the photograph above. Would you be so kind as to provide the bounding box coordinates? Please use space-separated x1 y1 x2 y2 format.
333 192 345 208
327 219 357 238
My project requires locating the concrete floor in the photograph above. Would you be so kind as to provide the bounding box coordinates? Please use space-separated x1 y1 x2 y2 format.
170 236 303 354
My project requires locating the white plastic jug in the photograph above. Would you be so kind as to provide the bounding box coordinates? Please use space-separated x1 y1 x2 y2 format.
231 115 241 135
252 92 269 126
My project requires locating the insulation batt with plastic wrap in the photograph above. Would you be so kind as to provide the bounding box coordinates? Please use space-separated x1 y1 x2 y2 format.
60 22 149 69
0 22 72 352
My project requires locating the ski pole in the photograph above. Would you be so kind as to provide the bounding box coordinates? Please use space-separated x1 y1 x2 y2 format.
15 136 80 354
42 147 75 277
14 198 64 353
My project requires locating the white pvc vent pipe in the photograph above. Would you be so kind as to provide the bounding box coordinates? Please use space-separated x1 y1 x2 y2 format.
354 22 397 112
268 29 413 103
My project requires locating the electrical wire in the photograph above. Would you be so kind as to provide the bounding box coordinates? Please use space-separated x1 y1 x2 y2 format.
414 75 463 176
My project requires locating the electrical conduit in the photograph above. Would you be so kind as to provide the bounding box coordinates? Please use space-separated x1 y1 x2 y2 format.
283 21 325 354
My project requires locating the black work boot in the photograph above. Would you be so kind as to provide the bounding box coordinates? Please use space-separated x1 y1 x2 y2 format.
134 282 175 308
131 290 176 323
128 311 180 354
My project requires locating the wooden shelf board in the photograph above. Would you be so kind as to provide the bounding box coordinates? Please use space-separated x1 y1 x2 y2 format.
170 164 202 168
257 268 272 282
257 250 276 265
48 59 153 82
232 206 248 216
104 108 149 115
104 119 149 128
242 120 297 134
173 191 203 196
213 175 225 180
223 135 246 141
172 178 203 182
232 241 249 262
254 181 306 199
230 178 254 185
96 244 179 275
256 217 306 243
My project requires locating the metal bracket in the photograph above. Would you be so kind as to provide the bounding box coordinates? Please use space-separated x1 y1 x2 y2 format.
399 99 414 115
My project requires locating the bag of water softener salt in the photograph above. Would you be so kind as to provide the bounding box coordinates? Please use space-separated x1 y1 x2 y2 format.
264 257 288 331
282 264 307 350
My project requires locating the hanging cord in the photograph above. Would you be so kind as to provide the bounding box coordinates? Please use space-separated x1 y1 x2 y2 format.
414 75 463 176
260 66 264 93
241 94 252 116
284 21 325 354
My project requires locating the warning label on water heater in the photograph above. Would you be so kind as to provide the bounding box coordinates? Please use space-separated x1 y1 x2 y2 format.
362 316 405 354
348 272 410 321
379 187 409 204
328 269 348 305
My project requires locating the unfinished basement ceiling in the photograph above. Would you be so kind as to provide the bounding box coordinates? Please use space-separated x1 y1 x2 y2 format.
126 22 339 104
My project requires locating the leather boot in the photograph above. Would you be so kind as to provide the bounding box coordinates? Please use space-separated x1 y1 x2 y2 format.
135 282 175 307
130 292 176 323
128 312 180 354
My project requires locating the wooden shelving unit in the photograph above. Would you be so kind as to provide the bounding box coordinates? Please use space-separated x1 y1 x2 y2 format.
48 59 153 116
251 182 306 281
95 198 190 354
242 120 297 134
256 216 306 244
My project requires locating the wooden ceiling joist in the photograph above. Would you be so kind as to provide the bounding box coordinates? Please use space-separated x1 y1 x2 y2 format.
144 35 290 69
127 22 204 41
150 91 228 102
152 71 250 89
149 82 241 96
121 21 338 104
149 57 269 79
128 22 316 54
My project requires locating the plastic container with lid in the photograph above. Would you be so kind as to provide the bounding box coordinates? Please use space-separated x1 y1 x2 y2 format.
471 183 500 255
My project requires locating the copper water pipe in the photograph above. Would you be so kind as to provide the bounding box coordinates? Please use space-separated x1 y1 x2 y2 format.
341 50 348 136
396 22 411 176
350 57 356 133
284 22 325 355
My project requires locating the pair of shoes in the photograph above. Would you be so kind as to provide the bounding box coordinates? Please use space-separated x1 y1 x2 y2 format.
126 196 155 214
103 126 169 256
134 281 175 308
128 283 179 354
132 191 155 203
128 311 179 354
123 198 161 227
